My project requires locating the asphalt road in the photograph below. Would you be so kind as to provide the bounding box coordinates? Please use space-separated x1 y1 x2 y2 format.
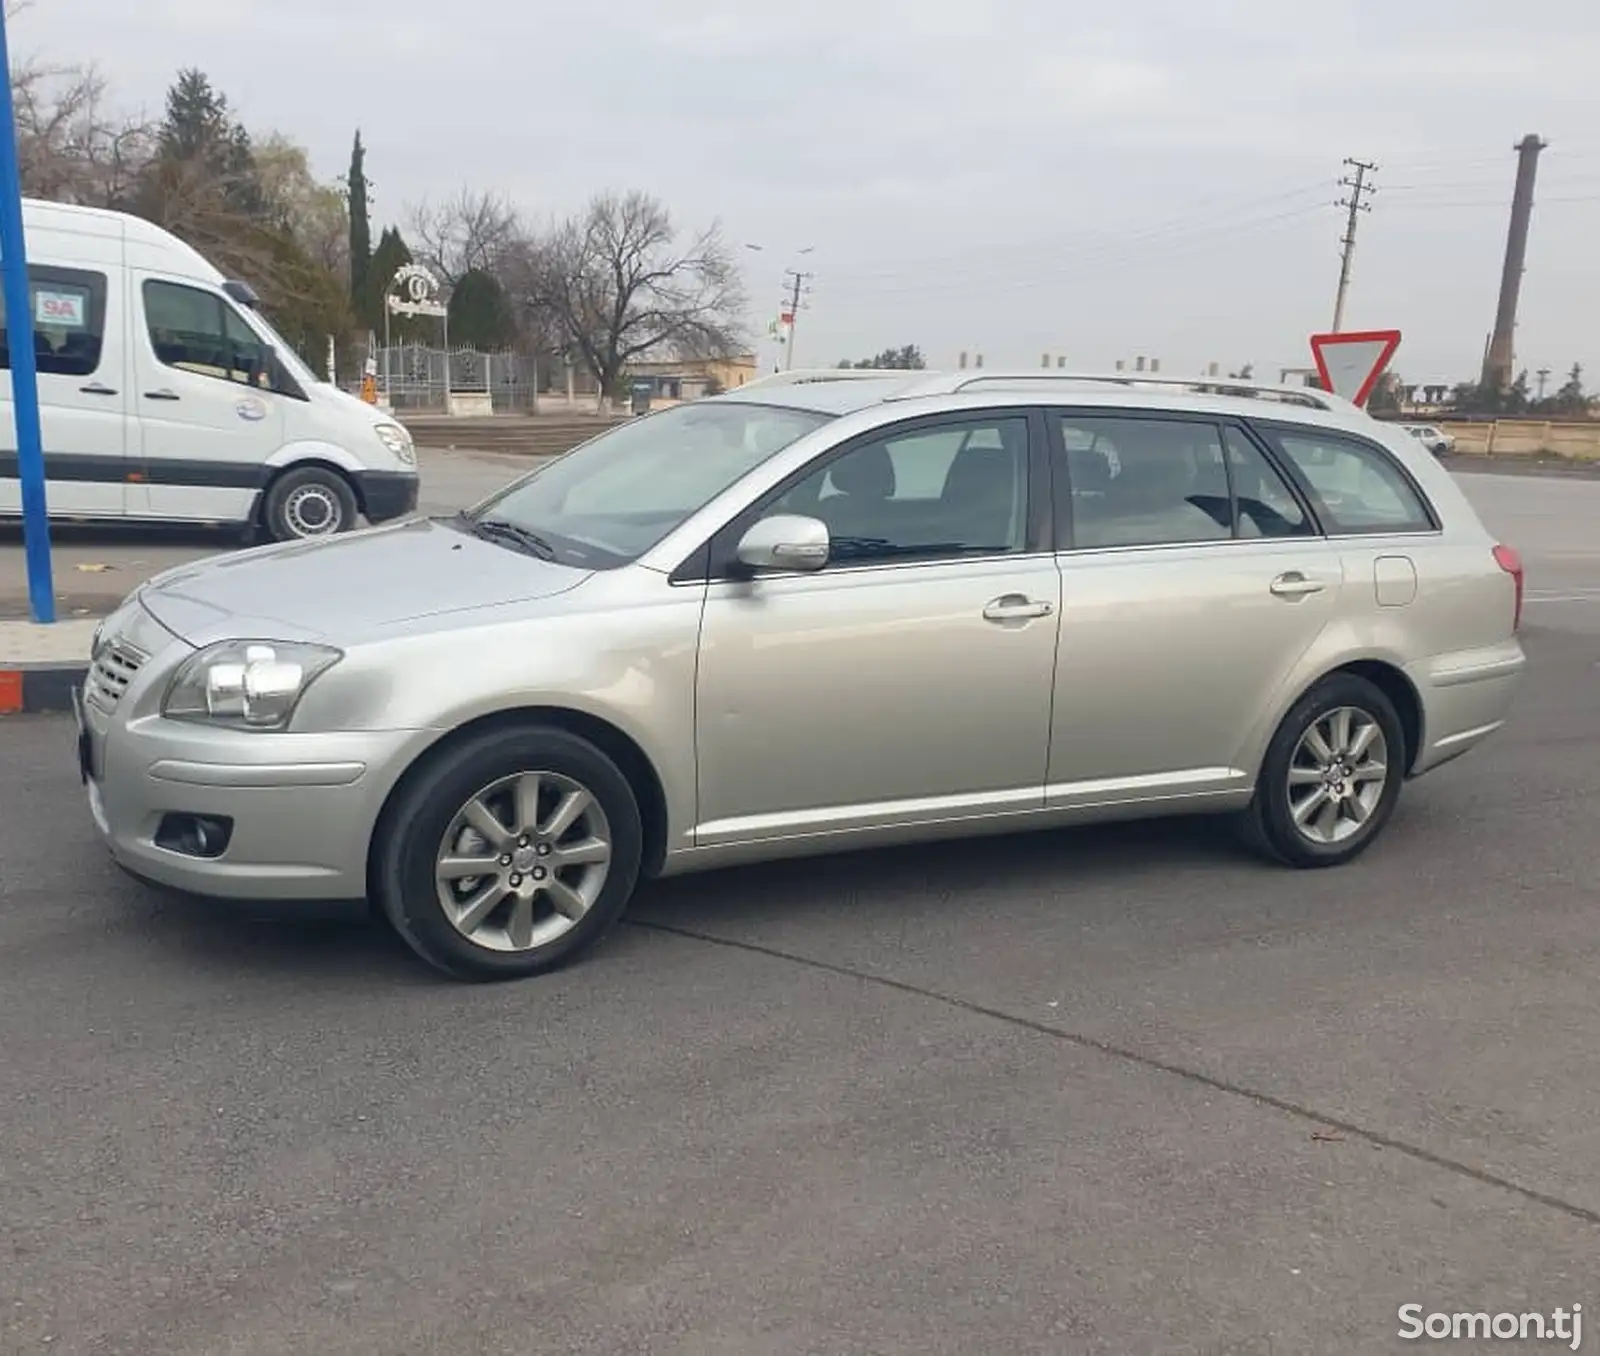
0 447 538 618
2 473 1598 1355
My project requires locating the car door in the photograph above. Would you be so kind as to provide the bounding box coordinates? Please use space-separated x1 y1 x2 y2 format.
693 409 1061 846
0 262 129 520
1044 411 1344 809
127 273 285 524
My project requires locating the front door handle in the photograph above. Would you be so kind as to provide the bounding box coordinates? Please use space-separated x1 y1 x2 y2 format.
79 382 118 396
1270 571 1326 598
983 594 1054 622
144 389 180 401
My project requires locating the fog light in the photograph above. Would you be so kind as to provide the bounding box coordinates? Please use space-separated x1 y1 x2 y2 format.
154 813 234 859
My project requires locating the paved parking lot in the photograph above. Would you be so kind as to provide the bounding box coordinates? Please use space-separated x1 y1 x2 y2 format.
1 472 1598 1354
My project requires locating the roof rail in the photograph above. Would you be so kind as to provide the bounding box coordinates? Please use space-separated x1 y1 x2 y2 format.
886 370 1353 412
738 367 928 390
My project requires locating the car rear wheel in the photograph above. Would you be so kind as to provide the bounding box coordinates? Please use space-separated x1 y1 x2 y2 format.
1238 673 1405 868
374 726 643 981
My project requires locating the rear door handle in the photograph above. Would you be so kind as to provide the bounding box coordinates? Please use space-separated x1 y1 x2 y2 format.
79 382 117 396
144 389 180 401
1270 571 1326 598
983 594 1054 622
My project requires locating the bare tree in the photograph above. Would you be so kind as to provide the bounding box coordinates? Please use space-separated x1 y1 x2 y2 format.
253 133 350 283
408 186 520 286
527 190 746 411
10 56 153 208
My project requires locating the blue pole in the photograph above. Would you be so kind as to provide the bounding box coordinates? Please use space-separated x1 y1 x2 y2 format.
0 7 54 624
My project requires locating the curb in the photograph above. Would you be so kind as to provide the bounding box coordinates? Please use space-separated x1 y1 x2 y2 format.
0 663 89 715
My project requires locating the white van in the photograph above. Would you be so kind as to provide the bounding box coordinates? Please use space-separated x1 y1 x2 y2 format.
0 199 419 540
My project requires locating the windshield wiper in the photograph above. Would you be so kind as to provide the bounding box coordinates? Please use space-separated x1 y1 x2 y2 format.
460 513 558 561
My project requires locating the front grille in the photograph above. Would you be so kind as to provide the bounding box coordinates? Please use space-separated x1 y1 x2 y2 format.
85 640 147 713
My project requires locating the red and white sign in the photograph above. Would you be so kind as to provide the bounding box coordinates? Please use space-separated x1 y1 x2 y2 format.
1308 329 1401 406
34 288 87 329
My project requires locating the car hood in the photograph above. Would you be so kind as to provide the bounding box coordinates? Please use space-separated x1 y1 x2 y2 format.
137 516 591 644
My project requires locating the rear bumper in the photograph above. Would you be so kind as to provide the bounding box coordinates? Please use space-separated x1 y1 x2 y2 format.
355 470 420 523
1407 639 1526 775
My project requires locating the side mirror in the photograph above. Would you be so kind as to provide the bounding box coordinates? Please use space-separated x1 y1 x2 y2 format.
735 514 829 573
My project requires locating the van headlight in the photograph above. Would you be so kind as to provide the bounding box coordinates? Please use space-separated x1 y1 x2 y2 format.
163 641 342 730
374 422 415 465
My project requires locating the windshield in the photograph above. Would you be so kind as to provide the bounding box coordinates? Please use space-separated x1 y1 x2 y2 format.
236 303 321 387
464 401 833 569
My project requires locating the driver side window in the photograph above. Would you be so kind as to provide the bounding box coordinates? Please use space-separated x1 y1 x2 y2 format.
771 416 1030 566
143 280 277 392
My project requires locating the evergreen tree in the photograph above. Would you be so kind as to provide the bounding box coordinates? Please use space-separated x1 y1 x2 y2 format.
154 68 261 215
347 131 371 308
1554 363 1588 417
363 225 413 334
448 268 515 349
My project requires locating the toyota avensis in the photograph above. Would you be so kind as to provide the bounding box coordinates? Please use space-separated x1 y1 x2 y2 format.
73 369 1527 981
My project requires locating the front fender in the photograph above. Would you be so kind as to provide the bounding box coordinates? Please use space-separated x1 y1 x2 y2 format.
264 439 372 475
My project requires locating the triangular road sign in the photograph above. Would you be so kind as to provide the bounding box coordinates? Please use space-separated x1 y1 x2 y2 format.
1309 329 1402 406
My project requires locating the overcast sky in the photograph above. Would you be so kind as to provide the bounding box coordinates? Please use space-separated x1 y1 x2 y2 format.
15 0 1600 385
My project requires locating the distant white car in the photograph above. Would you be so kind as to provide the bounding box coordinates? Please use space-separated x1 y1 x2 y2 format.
1402 424 1454 456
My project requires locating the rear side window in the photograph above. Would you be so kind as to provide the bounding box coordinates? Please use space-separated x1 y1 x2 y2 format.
1054 415 1231 548
0 265 107 377
1264 428 1435 534
1052 414 1314 548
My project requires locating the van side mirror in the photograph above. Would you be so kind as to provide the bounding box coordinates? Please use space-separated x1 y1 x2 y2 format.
735 514 829 573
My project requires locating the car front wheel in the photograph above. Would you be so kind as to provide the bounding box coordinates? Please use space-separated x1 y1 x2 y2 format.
374 725 644 980
1239 673 1405 868
263 466 359 541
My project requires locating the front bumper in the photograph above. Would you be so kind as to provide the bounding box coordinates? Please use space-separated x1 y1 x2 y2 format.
77 601 434 901
355 469 421 524
83 713 427 900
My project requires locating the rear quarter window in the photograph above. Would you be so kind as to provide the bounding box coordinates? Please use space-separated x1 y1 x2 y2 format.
1262 427 1437 535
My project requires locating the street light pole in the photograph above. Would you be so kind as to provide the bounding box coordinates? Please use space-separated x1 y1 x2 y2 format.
0 6 54 623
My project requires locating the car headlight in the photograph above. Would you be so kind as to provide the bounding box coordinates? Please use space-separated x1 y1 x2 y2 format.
375 422 415 465
163 640 343 730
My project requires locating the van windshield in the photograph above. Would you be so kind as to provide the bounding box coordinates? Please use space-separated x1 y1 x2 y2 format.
236 304 320 387
459 401 833 569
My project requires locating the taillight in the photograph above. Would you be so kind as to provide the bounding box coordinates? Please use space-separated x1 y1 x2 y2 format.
1493 544 1524 631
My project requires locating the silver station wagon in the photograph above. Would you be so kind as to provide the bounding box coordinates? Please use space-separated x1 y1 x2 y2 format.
74 369 1527 981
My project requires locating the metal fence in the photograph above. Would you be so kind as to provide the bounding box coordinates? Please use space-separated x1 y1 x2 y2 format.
367 344 541 413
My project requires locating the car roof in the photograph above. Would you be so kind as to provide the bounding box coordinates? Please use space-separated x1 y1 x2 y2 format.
713 373 931 415
709 367 1376 433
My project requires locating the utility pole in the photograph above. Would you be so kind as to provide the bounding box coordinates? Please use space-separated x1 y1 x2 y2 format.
780 267 813 370
1481 133 1547 392
1331 158 1378 333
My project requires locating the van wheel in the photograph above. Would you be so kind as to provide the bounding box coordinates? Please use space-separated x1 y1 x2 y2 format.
263 466 358 541
1238 673 1405 868
373 725 644 981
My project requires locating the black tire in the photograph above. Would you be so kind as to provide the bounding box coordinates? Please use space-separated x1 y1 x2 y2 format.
262 465 359 542
1237 672 1406 869
373 725 643 981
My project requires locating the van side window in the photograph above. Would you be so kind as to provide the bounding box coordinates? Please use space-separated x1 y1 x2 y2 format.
0 266 108 378
143 281 276 392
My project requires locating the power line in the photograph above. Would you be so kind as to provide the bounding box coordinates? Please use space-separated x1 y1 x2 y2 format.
1331 157 1378 333
825 179 1334 284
